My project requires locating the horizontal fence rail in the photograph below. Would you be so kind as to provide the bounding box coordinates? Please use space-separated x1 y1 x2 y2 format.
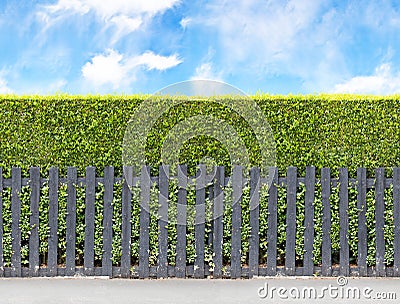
0 166 399 278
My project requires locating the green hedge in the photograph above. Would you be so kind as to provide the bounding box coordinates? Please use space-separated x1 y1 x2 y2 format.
1 94 399 269
253 94 400 177
1 94 400 176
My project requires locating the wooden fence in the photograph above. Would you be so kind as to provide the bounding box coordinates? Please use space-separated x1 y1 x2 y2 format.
0 165 399 278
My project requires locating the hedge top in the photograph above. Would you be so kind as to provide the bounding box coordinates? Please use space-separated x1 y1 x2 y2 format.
1 94 400 177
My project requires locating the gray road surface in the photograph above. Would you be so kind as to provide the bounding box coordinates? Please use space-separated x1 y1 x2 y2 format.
1 276 400 304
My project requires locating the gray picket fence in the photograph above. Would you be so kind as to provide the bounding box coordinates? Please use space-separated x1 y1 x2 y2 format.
0 165 399 278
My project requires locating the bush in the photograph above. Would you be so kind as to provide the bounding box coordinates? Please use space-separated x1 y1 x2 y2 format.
1 94 400 176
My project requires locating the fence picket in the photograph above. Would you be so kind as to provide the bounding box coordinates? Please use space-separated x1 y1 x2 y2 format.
139 166 151 279
321 168 332 276
157 165 169 279
267 167 278 276
84 166 96 276
303 166 315 276
102 166 114 277
29 167 40 277
176 165 187 278
231 166 243 279
66 167 77 276
375 168 386 277
285 166 297 276
249 167 260 278
194 164 206 279
213 166 224 279
339 168 349 277
121 166 132 278
394 168 400 276
207 181 213 250
48 167 59 277
357 167 367 276
11 167 21 277
0 168 3 277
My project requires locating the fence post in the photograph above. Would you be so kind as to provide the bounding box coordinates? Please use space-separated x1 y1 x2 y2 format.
249 167 260 278
303 166 315 276
321 168 332 276
357 167 367 276
375 168 386 277
66 167 77 276
157 165 169 279
267 167 278 276
48 167 59 277
29 167 40 277
285 166 297 276
11 167 21 277
176 165 187 278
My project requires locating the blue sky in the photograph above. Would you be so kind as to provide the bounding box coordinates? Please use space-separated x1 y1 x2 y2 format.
0 0 400 95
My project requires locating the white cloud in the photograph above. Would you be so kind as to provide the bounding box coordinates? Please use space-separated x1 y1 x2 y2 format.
18 79 68 95
360 1 400 31
187 0 349 92
199 0 323 65
48 79 67 93
82 49 182 89
45 0 90 15
44 0 180 17
131 51 182 71
82 49 129 89
191 63 223 81
107 15 143 45
190 47 222 81
187 0 400 92
179 17 191 29
0 77 12 94
40 0 180 42
334 63 400 95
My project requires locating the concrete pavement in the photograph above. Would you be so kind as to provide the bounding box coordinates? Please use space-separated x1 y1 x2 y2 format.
0 276 400 304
